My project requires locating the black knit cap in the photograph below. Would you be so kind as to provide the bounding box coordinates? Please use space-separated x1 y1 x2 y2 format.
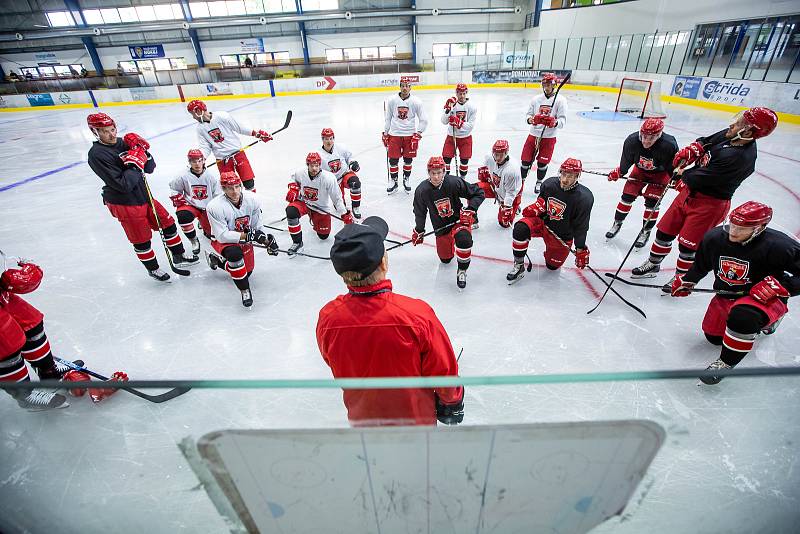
330 216 389 277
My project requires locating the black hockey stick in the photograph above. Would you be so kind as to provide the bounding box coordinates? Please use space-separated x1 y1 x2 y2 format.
55 357 190 403
206 110 293 169
386 221 458 251
603 273 744 296
299 201 402 245
251 241 331 260
142 175 190 277
529 72 571 164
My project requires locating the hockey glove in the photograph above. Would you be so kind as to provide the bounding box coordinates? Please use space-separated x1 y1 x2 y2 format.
170 193 189 208
673 141 705 168
448 114 465 129
123 132 150 151
435 393 464 425
381 132 390 148
750 276 789 303
265 234 279 255
89 371 128 403
670 274 696 297
63 370 91 397
121 147 148 171
408 133 422 157
459 208 475 228
607 167 621 182
499 205 514 228
349 160 360 172
252 129 273 143
574 248 590 269
342 211 355 225
286 182 301 203
443 96 457 112
522 197 546 218
477 166 491 183
411 228 425 246
243 228 268 245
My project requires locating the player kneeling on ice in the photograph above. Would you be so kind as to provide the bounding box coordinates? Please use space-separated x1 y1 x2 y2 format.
605 118 678 249
507 158 593 284
475 140 523 228
169 149 221 255
286 152 355 257
319 128 363 219
412 156 485 289
86 113 198 281
206 171 278 308
441 83 477 177
316 216 464 426
668 201 799 384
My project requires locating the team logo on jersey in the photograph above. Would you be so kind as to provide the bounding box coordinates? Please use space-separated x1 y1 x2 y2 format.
328 159 342 173
208 128 224 143
539 105 552 116
546 198 567 221
234 215 250 232
303 186 319 202
191 184 208 200
397 106 409 120
637 156 655 171
718 256 750 286
434 198 454 218
491 173 501 187
456 111 467 121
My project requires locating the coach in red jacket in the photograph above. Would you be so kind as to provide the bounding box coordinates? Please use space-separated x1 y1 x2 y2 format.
317 216 464 426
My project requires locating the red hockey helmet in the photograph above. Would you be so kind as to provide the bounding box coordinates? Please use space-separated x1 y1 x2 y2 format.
640 118 664 136
1 261 43 295
742 107 778 139
427 156 446 172
492 139 510 154
306 152 322 165
456 83 468 93
187 149 204 161
186 99 207 114
729 201 773 227
87 113 115 129
321 128 335 138
219 171 241 187
560 158 582 175
541 72 558 84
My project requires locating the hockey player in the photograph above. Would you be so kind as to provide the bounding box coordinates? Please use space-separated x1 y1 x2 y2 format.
669 201 799 384
605 118 678 249
318 216 464 426
412 156 485 289
187 99 273 191
441 83 477 178
169 149 221 255
206 171 278 307
521 72 568 193
319 128 363 219
86 113 198 282
286 152 355 256
383 76 428 193
476 140 523 228
633 107 778 288
507 158 592 284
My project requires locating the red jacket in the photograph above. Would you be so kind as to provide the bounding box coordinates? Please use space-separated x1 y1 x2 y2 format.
316 279 463 425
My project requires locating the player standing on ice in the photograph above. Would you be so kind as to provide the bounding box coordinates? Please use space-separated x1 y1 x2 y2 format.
475 140 523 228
521 72 568 194
411 156 485 289
286 152 354 257
632 107 778 290
317 216 464 426
441 83 477 178
669 201 799 384
507 158 592 284
206 171 278 307
383 76 428 194
187 99 273 192
86 113 198 282
169 149 221 255
318 128 363 219
604 118 678 249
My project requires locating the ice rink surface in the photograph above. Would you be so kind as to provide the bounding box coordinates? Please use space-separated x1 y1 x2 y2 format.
1 87 799 533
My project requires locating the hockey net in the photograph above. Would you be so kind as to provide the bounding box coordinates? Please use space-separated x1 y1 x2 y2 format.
615 77 667 119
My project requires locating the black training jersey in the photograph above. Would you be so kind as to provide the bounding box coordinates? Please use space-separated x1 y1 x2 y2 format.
413 174 485 236
619 131 678 175
87 138 155 206
684 227 800 298
538 177 594 249
681 129 757 200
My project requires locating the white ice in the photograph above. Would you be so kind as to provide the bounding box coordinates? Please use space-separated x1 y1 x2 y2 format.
1 87 799 533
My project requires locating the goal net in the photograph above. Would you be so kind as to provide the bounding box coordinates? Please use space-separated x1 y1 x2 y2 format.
615 77 667 119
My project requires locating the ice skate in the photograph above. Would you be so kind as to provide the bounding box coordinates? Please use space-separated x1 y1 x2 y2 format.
661 274 676 294
634 228 652 249
631 259 660 278
36 359 85 380
698 358 732 385
240 288 253 308
534 180 543 194
605 220 623 239
148 268 170 282
456 269 467 289
14 389 69 411
387 178 398 195
190 237 201 255
173 253 199 268
287 241 304 257
205 250 223 270
352 205 361 219
403 175 412 193
507 261 525 284
762 317 783 335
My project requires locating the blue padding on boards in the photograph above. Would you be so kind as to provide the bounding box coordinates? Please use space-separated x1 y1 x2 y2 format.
89 90 98 108
577 110 640 122
269 80 275 98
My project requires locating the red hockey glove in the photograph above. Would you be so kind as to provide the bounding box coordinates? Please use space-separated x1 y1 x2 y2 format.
607 167 621 182
459 208 475 228
574 248 590 269
411 228 425 246
89 371 128 403
670 274 696 297
448 114 465 129
408 133 422 157
381 132 390 148
522 197 546 218
252 129 273 143
443 96 457 112
342 211 355 225
170 193 189 208
499 205 514 228
123 132 150 151
477 166 491 183
543 116 557 128
286 182 300 203
63 370 91 397
750 276 789 303
673 141 705 168
121 147 148 171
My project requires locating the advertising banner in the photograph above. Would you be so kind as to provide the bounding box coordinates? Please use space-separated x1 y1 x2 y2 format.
26 93 55 107
34 52 57 63
238 38 264 53
697 77 756 106
472 70 571 84
671 76 702 99
504 53 535 69
129 44 166 59
130 87 158 101
205 83 233 96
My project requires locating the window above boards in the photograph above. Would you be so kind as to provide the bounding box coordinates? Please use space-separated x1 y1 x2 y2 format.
325 46 396 62
219 52 291 67
432 42 502 57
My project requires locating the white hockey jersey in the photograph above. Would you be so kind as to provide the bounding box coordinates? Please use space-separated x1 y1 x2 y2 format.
319 143 354 182
525 93 567 139
206 190 263 244
440 100 477 138
168 168 221 210
484 154 523 206
384 94 428 137
196 111 253 160
291 167 347 216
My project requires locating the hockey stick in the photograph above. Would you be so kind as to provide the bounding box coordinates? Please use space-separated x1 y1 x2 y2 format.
541 224 646 318
383 102 391 184
528 72 571 177
386 221 458 251
55 357 190 403
603 273 744 296
142 175 190 277
299 201 402 245
251 241 331 260
206 110 293 169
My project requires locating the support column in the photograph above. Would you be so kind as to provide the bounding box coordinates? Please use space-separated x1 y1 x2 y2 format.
411 1 417 64
64 0 104 75
533 0 544 27
180 0 205 67
295 0 310 65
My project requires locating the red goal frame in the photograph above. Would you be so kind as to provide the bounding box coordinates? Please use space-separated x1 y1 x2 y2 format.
614 77 667 119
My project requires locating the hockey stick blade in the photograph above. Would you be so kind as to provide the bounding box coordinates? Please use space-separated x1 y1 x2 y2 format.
55 357 191 403
585 267 646 318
